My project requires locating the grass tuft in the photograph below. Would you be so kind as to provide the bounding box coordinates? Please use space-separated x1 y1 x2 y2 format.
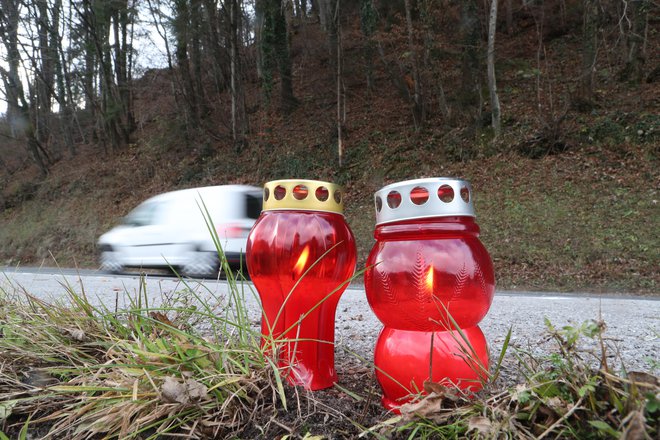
1 274 658 438
0 271 288 439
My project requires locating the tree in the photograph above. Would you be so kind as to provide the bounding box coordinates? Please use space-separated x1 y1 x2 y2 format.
403 0 424 128
419 0 450 121
172 0 201 126
459 0 483 125
203 0 229 95
74 0 136 151
619 0 649 83
359 0 376 91
36 0 54 144
258 0 297 113
335 0 344 166
487 0 501 136
50 0 77 156
0 0 51 176
505 0 514 35
226 0 248 149
577 0 599 107
0 0 24 139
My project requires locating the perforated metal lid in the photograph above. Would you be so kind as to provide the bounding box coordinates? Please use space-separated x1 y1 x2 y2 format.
262 179 344 214
374 178 475 225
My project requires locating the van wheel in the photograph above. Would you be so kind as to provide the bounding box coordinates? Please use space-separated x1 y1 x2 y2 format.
181 251 220 279
100 252 124 274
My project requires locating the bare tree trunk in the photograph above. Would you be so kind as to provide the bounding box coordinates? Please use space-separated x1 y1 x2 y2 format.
336 0 344 166
82 0 96 111
230 0 239 144
36 1 54 115
0 0 50 176
204 0 229 95
0 0 23 138
255 0 273 102
173 0 199 126
190 0 207 118
404 0 424 128
77 0 133 150
51 0 76 156
229 0 248 150
295 0 306 18
318 0 332 31
284 0 294 32
273 0 297 112
310 0 319 22
487 0 501 136
620 0 649 83
359 0 376 92
256 0 296 112
36 0 53 147
578 0 599 106
460 0 482 125
420 0 450 121
505 0 513 35
113 2 130 146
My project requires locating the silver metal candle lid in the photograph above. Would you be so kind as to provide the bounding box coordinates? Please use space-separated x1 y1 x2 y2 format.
374 178 475 225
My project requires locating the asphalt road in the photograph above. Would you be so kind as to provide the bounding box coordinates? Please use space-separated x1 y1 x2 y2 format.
1 266 658 375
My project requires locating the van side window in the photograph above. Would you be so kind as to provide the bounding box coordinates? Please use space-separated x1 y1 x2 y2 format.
246 193 262 220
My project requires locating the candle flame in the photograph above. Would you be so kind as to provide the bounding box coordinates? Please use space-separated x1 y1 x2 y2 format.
293 245 310 278
425 266 434 291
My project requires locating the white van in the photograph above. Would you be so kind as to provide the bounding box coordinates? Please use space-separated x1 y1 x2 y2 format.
98 185 262 277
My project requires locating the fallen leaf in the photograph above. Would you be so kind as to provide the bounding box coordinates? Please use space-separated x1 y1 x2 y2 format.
161 377 208 404
423 380 447 395
0 400 18 421
627 371 659 390
423 380 461 401
621 410 647 440
64 328 86 341
400 392 445 423
150 311 175 328
185 379 208 401
468 416 493 435
545 396 568 414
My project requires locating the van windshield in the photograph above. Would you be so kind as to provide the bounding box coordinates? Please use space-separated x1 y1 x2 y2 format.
122 201 162 227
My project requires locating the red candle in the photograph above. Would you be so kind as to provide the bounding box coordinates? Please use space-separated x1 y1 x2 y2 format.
247 180 356 390
365 178 494 410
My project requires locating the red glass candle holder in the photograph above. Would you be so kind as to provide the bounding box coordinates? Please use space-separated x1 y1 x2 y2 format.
364 178 495 410
246 180 356 390
374 327 489 409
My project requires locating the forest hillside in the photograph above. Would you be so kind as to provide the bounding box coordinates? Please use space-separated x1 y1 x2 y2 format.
0 0 658 293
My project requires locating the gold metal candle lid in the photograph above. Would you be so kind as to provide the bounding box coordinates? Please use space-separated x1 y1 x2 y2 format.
262 179 345 214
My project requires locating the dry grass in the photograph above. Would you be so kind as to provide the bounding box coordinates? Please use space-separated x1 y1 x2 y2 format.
0 271 657 439
0 275 282 439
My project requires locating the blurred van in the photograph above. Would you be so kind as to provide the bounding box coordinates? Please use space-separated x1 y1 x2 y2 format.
98 185 262 277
